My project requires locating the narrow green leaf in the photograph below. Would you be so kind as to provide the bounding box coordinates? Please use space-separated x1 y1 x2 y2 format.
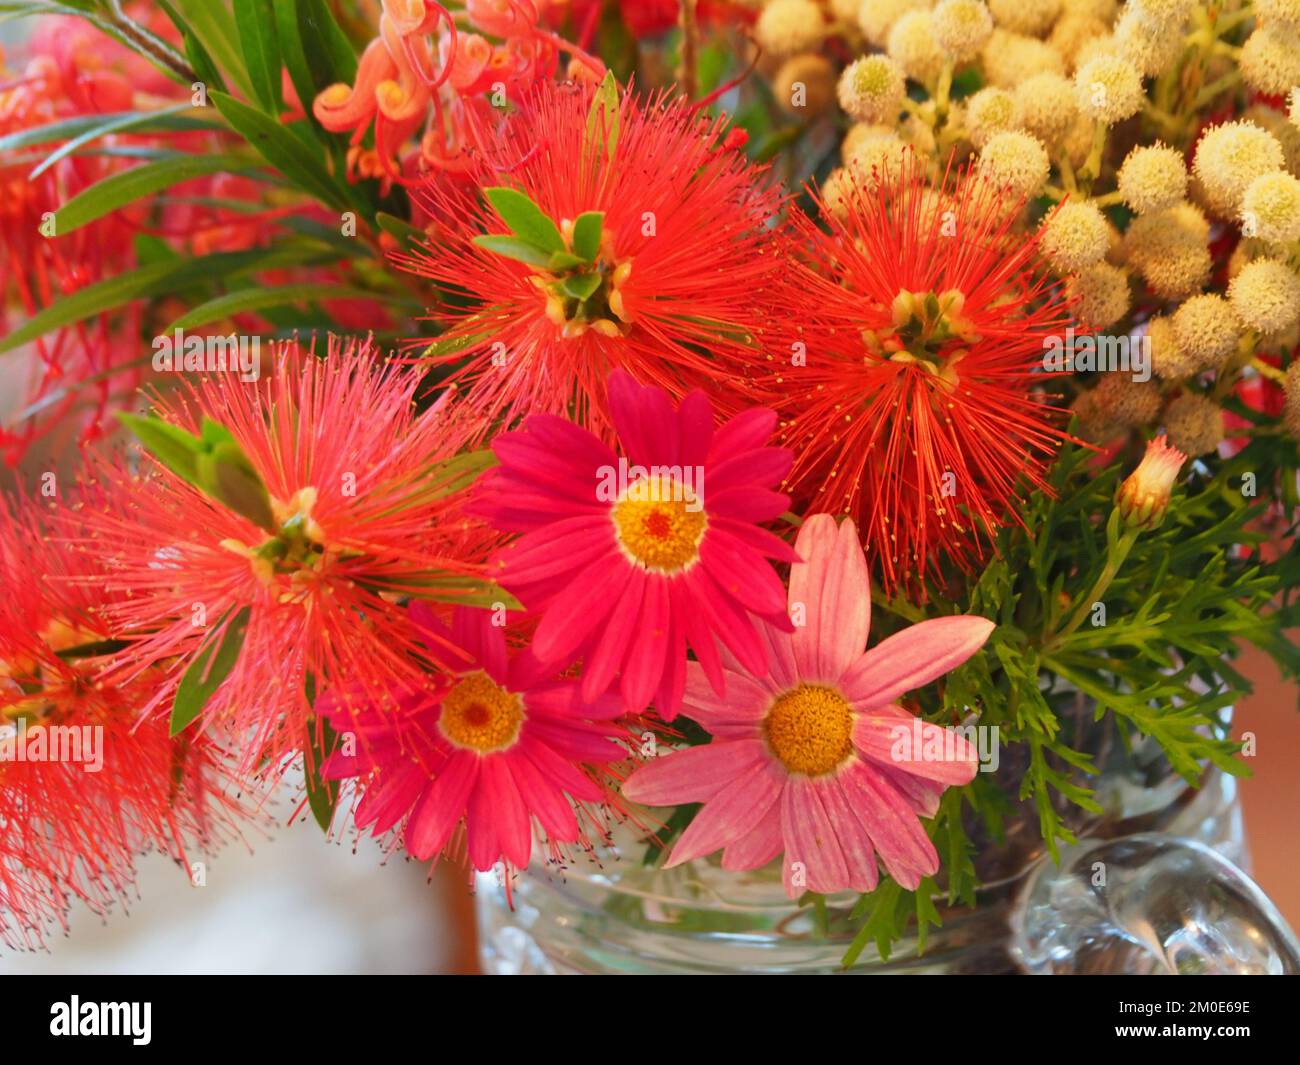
27 104 206 179
54 152 255 233
0 246 334 356
562 273 602 301
0 110 217 156
423 329 494 359
210 90 347 209
376 211 428 249
200 417 238 448
547 251 586 271
233 0 282 111
484 187 565 253
181 28 229 95
116 413 205 487
472 235 553 267
171 607 252 735
167 284 385 331
304 711 341 832
197 443 277 532
171 0 254 99
275 0 356 113
425 449 499 498
585 70 621 161
571 211 604 262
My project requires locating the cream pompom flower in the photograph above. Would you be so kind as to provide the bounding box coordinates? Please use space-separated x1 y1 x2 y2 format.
1240 23 1300 97
1067 262 1131 329
838 55 907 122
1118 143 1188 214
1040 200 1111 272
1074 54 1145 125
1242 171 1300 243
965 87 1022 146
977 129 1051 198
757 0 828 56
1193 120 1285 217
1228 260 1300 337
932 0 995 61
888 10 948 84
1171 294 1241 373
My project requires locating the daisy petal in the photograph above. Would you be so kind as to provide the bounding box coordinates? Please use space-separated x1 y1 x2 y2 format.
840 616 995 711
665 759 785 866
623 739 768 806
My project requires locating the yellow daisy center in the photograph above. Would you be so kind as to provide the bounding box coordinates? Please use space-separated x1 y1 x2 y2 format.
763 684 856 777
611 476 707 573
439 670 524 753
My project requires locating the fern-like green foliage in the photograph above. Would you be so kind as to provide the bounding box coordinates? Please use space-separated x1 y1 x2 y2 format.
847 437 1300 963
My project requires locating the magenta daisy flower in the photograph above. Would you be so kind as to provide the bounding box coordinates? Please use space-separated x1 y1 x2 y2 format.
621 514 993 896
323 603 626 873
474 370 797 719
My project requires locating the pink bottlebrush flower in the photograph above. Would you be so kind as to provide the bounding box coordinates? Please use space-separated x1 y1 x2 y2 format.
323 603 625 872
474 370 797 718
0 492 249 949
622 514 993 896
75 338 497 771
397 78 789 441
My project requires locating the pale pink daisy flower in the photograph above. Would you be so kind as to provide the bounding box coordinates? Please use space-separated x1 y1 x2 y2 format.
622 514 993 896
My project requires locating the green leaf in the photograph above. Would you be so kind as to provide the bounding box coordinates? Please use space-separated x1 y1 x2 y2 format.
116 413 205 487
26 104 210 179
423 329 495 359
171 607 252 735
167 284 385 331
585 70 621 161
275 0 356 114
233 0 283 111
472 235 553 267
53 152 255 233
547 251 586 271
304 709 341 832
0 109 216 156
199 417 237 448
0 246 332 356
571 211 604 262
197 442 277 532
210 90 347 209
376 211 428 249
484 187 565 253
562 273 602 301
171 0 254 99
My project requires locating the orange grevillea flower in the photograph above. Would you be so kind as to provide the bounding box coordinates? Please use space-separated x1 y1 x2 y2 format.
312 0 604 182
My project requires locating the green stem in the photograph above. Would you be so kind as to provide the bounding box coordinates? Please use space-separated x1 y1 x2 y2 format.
1048 524 1140 647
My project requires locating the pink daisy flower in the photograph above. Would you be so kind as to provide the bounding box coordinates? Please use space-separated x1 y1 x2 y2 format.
474 370 797 719
622 514 993 896
323 603 626 873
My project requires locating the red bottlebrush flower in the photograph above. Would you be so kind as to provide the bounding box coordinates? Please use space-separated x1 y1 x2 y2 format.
0 493 247 950
765 156 1074 595
396 80 789 440
75 338 499 771
474 370 797 719
323 603 625 873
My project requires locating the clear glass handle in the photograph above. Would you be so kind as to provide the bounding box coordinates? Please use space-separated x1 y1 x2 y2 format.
1010 833 1300 974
